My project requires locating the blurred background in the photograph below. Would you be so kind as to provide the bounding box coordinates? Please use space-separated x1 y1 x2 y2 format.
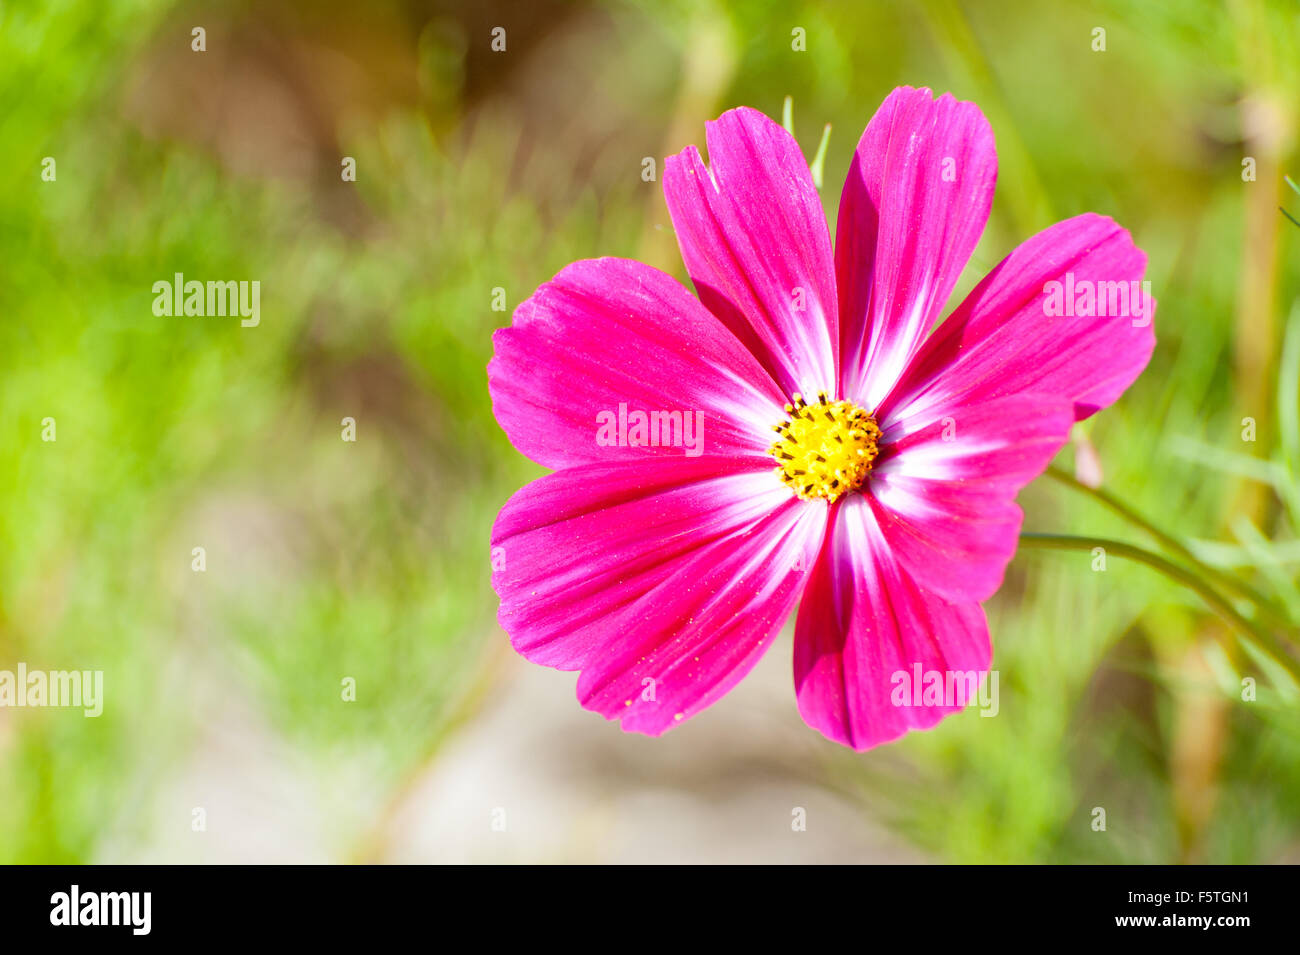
2 0 1298 863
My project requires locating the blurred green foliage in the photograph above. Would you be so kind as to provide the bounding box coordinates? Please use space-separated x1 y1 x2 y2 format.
1 0 1297 862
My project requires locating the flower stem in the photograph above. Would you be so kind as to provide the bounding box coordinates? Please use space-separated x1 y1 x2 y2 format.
1043 465 1295 631
1017 532 1300 684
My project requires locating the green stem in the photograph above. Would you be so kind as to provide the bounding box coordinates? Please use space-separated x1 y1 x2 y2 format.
809 123 832 191
1017 532 1300 684
1044 465 1294 630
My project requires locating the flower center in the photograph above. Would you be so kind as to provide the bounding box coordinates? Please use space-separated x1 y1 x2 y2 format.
768 392 881 503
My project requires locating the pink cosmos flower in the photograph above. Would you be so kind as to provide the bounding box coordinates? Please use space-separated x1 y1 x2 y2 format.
488 87 1155 750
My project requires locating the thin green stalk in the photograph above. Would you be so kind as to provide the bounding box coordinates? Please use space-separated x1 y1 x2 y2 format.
1017 533 1300 684
809 123 832 191
1044 465 1294 630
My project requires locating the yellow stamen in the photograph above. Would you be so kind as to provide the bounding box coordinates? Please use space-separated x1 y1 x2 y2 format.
767 392 881 503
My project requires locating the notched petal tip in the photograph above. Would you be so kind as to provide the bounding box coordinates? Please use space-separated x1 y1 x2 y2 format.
662 103 841 398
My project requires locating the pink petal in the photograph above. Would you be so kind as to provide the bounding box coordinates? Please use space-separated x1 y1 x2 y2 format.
794 495 991 751
837 87 998 408
489 257 788 469
492 457 826 735
663 107 839 399
869 393 1075 602
880 213 1156 424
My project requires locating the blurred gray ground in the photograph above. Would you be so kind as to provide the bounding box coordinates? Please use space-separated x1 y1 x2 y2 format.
99 626 925 864
376 637 926 864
